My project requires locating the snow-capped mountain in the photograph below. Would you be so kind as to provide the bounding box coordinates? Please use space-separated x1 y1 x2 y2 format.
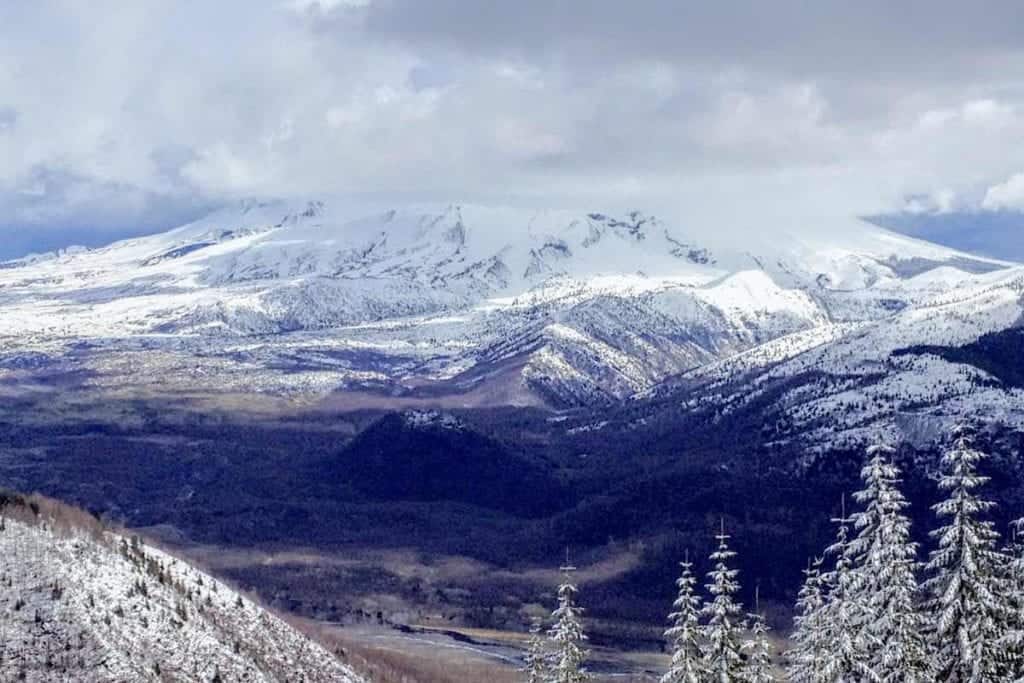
648 265 1024 454
0 493 365 682
0 200 1013 408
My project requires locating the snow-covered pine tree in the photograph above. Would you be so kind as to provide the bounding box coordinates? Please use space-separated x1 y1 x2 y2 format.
661 556 706 683
846 445 930 681
818 499 878 682
742 588 775 683
923 428 1015 682
523 617 550 683
701 522 745 682
785 558 828 683
1001 517 1024 677
547 563 589 683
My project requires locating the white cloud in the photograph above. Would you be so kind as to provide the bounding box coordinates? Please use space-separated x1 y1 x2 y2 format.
901 188 959 215
918 99 1016 131
493 118 566 160
181 144 269 197
5 0 1024 256
982 173 1024 210
961 99 1015 127
288 0 369 14
931 188 959 213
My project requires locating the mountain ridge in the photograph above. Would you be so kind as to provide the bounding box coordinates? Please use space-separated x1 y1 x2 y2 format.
0 200 1016 411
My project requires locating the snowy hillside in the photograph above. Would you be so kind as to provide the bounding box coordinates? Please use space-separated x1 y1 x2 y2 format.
646 266 1024 454
0 200 1011 407
0 493 366 682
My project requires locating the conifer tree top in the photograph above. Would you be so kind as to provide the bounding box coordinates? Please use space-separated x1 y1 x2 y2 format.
702 522 745 681
549 561 589 683
661 555 706 683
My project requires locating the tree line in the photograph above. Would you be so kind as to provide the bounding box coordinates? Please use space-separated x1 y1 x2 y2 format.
522 426 1024 682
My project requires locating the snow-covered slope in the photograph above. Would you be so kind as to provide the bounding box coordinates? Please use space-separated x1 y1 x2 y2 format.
0 493 366 682
0 200 1010 407
646 266 1024 454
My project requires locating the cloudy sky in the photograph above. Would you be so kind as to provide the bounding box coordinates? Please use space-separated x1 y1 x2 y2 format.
2 0 1024 258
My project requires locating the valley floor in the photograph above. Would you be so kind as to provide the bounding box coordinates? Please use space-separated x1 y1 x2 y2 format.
158 540 675 681
312 622 666 683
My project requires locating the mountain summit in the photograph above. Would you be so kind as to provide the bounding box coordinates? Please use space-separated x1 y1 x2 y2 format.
0 200 1013 409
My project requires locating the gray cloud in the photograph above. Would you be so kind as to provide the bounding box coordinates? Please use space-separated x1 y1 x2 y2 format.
0 166 217 259
363 1 1024 83
3 1 1024 256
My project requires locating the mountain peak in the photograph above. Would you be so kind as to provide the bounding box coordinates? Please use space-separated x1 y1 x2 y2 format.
0 199 1014 409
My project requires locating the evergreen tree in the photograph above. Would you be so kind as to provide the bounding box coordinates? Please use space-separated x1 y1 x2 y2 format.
1001 517 1024 677
547 563 589 683
742 590 775 683
701 523 745 682
785 558 829 683
661 556 706 683
846 446 930 681
818 501 878 682
523 617 550 683
923 429 1015 682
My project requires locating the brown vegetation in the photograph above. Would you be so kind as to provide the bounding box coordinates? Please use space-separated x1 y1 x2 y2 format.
0 490 107 541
